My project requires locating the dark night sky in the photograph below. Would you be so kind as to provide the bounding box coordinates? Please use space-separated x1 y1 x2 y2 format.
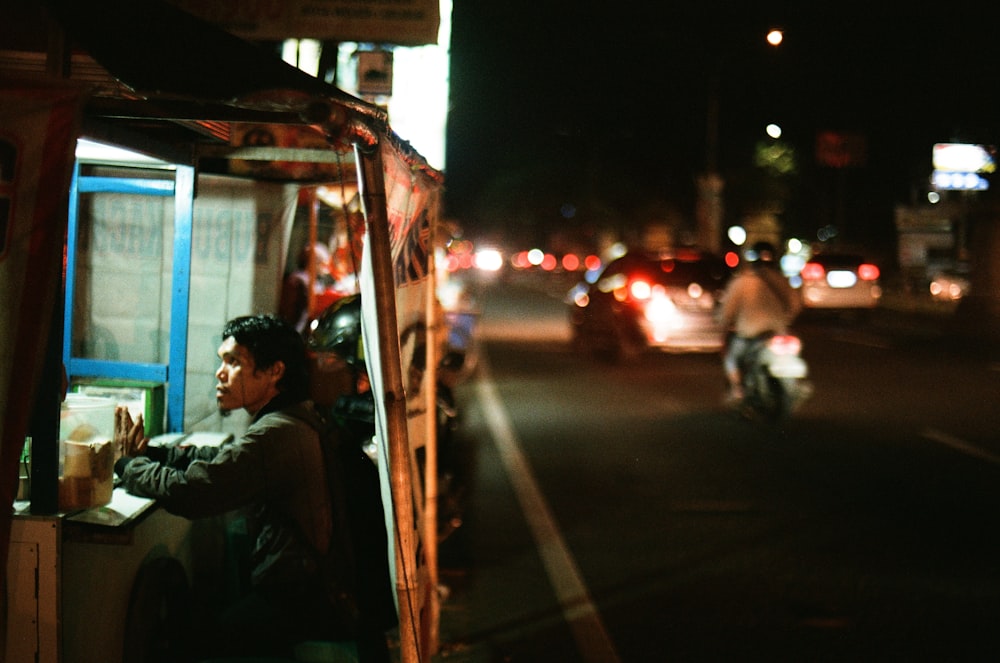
443 5 998 251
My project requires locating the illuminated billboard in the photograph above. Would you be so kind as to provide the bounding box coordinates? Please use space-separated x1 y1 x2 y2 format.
933 143 995 173
932 171 989 191
932 143 995 191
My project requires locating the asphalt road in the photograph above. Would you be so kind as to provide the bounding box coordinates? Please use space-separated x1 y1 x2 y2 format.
433 276 1000 662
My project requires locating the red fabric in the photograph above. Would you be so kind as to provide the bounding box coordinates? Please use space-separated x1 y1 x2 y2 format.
0 80 83 579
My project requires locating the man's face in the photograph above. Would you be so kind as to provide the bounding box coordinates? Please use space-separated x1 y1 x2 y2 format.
215 336 282 415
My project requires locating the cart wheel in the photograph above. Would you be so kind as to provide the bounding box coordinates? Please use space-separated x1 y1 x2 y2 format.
123 556 191 663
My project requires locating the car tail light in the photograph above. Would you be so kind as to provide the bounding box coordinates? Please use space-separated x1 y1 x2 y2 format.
857 263 880 281
767 334 801 356
800 262 825 281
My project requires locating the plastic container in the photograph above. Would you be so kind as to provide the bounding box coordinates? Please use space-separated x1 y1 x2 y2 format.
59 394 116 511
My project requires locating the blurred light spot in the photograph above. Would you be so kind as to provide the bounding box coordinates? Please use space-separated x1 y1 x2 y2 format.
475 248 503 272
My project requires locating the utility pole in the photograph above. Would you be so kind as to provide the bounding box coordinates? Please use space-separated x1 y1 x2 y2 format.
696 57 723 254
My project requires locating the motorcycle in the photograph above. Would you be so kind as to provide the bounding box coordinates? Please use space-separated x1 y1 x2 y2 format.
308 291 478 541
736 332 811 424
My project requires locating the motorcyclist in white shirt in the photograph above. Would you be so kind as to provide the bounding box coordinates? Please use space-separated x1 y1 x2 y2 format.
718 241 801 404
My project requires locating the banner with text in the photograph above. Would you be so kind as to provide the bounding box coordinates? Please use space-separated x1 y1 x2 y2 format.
357 138 440 636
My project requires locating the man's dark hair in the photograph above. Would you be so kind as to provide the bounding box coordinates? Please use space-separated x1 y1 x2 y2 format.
222 314 310 400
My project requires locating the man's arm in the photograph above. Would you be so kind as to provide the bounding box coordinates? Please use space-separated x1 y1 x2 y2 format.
764 269 802 321
718 277 743 329
115 423 287 518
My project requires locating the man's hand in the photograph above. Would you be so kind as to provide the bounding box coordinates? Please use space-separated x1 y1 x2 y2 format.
114 406 149 459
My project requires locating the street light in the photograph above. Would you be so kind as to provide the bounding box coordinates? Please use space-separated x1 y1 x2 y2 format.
766 29 784 47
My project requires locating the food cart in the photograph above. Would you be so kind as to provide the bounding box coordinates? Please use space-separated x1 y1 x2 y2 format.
1 2 445 661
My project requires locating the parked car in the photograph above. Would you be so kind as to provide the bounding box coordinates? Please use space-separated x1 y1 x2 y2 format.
798 252 882 311
568 249 731 360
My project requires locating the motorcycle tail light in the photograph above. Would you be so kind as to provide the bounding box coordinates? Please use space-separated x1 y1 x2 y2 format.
857 263 880 281
767 334 801 356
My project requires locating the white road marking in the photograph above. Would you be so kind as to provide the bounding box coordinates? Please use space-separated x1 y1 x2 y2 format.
476 356 622 663
922 428 1000 466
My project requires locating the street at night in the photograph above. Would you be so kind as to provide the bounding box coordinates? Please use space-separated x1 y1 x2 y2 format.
4 5 1000 662
435 276 1000 662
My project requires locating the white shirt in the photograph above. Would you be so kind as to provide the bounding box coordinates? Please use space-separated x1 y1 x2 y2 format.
720 265 801 338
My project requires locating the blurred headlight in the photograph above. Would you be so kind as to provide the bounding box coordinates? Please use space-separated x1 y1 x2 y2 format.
629 279 652 300
474 248 504 272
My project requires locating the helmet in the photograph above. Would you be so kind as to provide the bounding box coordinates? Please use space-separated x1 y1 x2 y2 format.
747 241 777 264
307 294 365 371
